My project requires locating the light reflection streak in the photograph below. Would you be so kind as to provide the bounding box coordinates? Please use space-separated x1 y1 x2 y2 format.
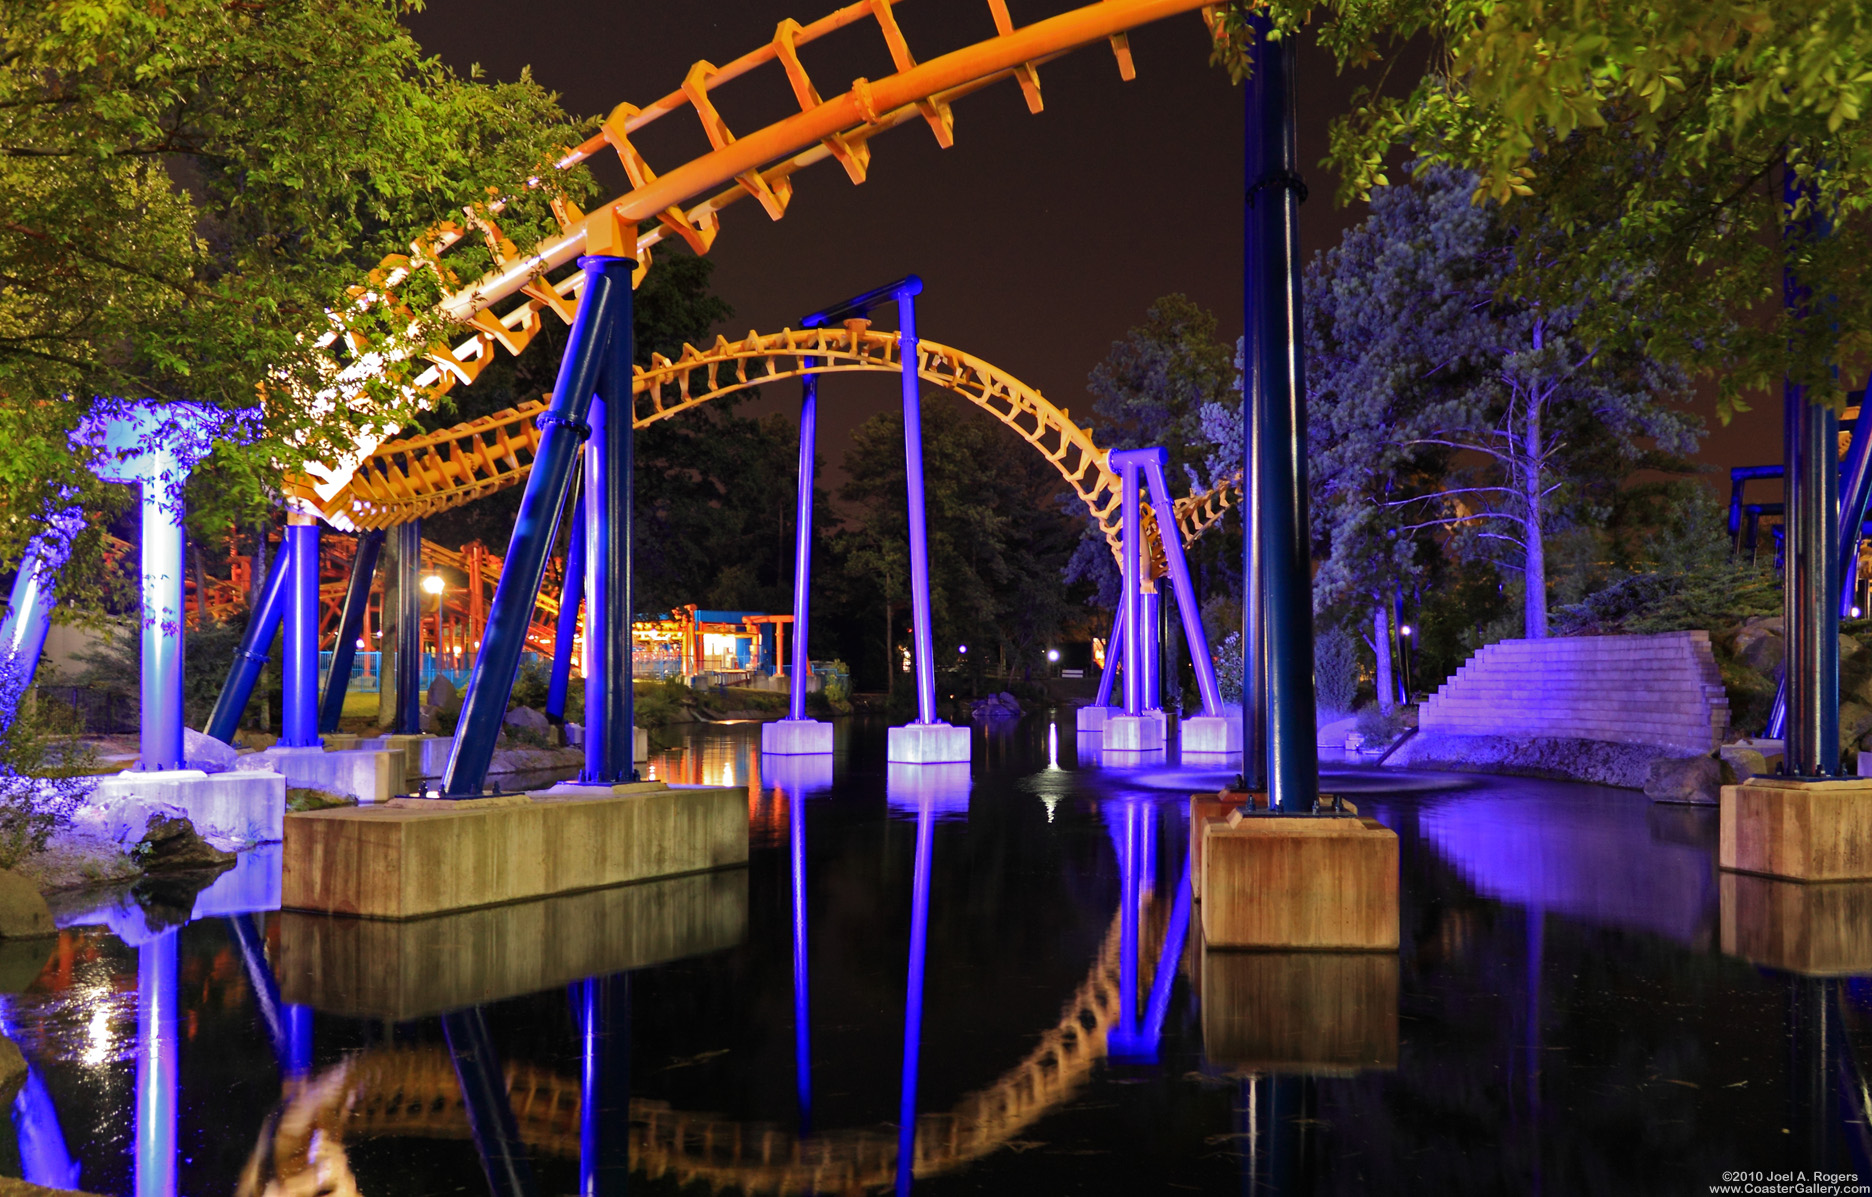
896 793 937 1196
135 929 177 1197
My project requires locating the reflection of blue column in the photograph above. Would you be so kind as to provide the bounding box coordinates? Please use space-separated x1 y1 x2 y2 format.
1118 802 1140 1039
140 469 186 771
320 530 384 733
281 519 322 748
441 1007 536 1196
896 795 937 1196
0 503 82 697
788 371 819 720
791 787 813 1129
205 546 290 744
135 930 177 1197
1120 467 1145 717
547 504 586 723
577 976 629 1197
285 1004 312 1078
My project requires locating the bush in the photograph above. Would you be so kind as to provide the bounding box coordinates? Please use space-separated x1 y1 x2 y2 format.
0 661 95 868
1213 631 1243 704
508 658 553 712
1315 628 1360 716
1354 702 1412 749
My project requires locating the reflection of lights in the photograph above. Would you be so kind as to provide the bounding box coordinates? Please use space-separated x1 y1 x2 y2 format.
81 1000 114 1067
421 574 445 595
1048 724 1058 769
1043 795 1058 821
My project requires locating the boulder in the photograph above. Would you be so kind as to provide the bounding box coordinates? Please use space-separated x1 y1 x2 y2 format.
0 870 53 940
182 727 239 773
136 814 236 873
1720 742 1772 781
0 1036 25 1108
420 704 440 734
1844 702 1872 755
0 939 53 992
1734 620 1785 675
426 674 461 718
503 705 560 745
1644 755 1724 805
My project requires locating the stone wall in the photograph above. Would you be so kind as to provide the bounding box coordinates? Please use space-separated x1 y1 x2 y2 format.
1417 631 1730 756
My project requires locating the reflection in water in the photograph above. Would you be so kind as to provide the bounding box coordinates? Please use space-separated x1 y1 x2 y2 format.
885 763 971 819
442 1005 536 1196
576 975 629 1197
135 930 176 1197
896 793 937 1196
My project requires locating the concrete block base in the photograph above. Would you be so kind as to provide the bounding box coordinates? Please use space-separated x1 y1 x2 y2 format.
280 868 748 1018
1105 714 1165 752
761 718 833 756
1200 941 1399 1074
91 768 285 844
886 722 971 764
282 780 747 919
358 733 454 780
1180 716 1242 753
1077 705 1117 733
1719 776 1872 880
1201 814 1398 949
253 745 397 804
1189 792 1250 900
1720 871 1872 976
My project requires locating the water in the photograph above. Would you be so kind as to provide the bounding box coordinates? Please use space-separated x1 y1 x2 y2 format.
3 716 1870 1194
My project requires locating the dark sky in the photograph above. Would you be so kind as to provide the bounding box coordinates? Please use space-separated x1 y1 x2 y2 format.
401 0 1781 499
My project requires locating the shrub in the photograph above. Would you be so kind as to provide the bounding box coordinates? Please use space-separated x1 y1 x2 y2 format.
1354 702 1412 748
1315 628 1360 716
508 658 553 712
0 660 96 868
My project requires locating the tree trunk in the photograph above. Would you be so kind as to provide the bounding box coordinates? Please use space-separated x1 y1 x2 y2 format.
1523 392 1548 640
884 595 894 698
1373 602 1395 712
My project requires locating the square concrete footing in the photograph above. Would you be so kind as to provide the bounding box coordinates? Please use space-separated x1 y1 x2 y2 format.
886 722 971 764
1201 814 1399 949
1199 941 1399 1074
1105 713 1166 752
1180 715 1242 753
282 780 747 918
1719 776 1872 880
358 733 454 781
1077 705 1117 733
1189 792 1249 900
91 768 285 843
762 718 833 756
253 745 398 804
279 867 748 1018
1719 871 1872 975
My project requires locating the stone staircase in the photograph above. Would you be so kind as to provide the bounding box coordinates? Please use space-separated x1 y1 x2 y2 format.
1418 631 1730 755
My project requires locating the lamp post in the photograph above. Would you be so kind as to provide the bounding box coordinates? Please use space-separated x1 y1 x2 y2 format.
423 574 446 687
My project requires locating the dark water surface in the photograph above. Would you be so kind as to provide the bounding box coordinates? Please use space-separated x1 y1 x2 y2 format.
4 715 1872 1195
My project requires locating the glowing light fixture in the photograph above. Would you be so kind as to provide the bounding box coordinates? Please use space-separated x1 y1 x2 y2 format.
1400 624 1414 637
421 574 445 595
957 644 968 655
1855 606 1864 619
1047 648 1060 662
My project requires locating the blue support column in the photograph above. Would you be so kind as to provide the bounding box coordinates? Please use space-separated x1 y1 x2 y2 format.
441 1007 537 1197
577 975 630 1197
1121 466 1146 717
0 504 82 699
1241 339 1267 790
396 520 423 736
1244 14 1320 810
547 503 586 723
582 280 637 783
1140 588 1162 712
135 929 178 1197
139 469 187 771
205 545 290 743
443 255 634 797
320 530 383 733
280 518 322 748
1093 605 1124 709
788 369 821 722
1140 454 1226 715
898 285 939 726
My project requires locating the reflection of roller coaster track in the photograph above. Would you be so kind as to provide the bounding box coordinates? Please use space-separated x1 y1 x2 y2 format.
290 0 1234 570
242 911 1147 1195
313 324 1245 574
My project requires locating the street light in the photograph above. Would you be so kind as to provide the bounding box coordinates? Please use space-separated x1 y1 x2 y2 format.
957 644 968 655
421 574 445 595
1046 648 1060 662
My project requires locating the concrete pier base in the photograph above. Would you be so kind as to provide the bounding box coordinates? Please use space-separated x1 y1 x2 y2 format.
1199 941 1399 1074
1720 871 1872 975
886 722 971 764
1200 811 1399 950
91 768 285 843
279 867 748 1018
282 780 746 919
1105 714 1165 752
1719 777 1872 880
357 733 453 781
253 745 398 804
1180 715 1241 753
761 718 833 756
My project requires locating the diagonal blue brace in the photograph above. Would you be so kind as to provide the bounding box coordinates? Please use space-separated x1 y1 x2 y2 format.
319 530 384 733
0 503 83 704
205 546 291 744
442 255 634 797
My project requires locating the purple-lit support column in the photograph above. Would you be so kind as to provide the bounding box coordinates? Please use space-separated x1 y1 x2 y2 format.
1104 460 1163 752
135 929 177 1197
583 390 635 784
1141 455 1225 715
280 517 322 748
899 291 937 727
286 1004 312 1077
1140 589 1161 711
0 503 82 698
764 362 835 756
896 793 936 1197
547 503 586 724
140 467 186 771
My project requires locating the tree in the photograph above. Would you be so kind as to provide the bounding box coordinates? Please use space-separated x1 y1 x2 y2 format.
1 0 593 597
1210 1 1872 417
1303 166 1700 643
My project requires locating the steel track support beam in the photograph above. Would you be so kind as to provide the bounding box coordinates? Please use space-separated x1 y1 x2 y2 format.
205 546 290 744
395 520 424 735
0 503 82 702
280 517 322 748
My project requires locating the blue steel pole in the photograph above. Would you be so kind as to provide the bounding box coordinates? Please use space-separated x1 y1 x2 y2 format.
788 370 820 721
1245 14 1320 810
1141 588 1162 712
1241 337 1266 792
896 283 939 726
1093 605 1124 710
1120 463 1145 717
319 530 383 734
590 293 636 784
396 520 423 735
140 468 187 771
0 503 82 698
443 255 634 797
1142 453 1226 715
547 502 586 723
896 794 936 1197
441 1007 538 1197
205 545 290 743
280 519 321 748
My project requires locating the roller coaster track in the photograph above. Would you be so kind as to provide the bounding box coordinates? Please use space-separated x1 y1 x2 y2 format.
308 324 1246 578
239 907 1149 1196
290 0 1229 566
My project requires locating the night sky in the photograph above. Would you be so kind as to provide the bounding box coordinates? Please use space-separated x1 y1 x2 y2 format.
401 0 1782 500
